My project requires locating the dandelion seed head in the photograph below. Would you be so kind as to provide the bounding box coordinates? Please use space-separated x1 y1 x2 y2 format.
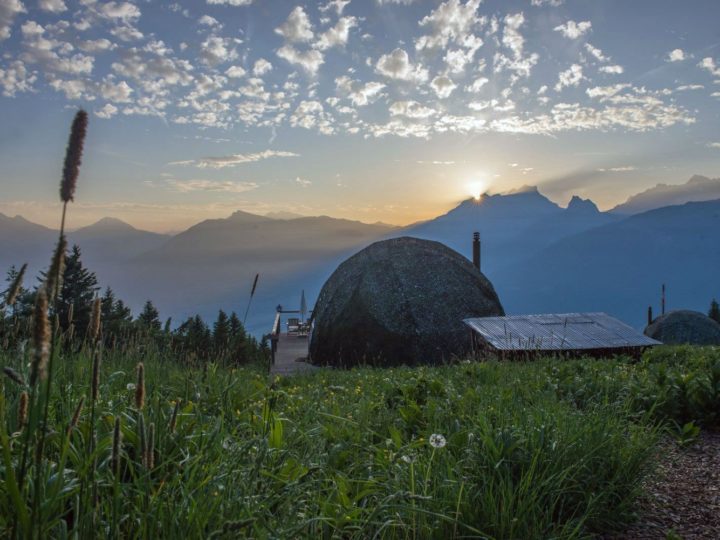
429 433 446 449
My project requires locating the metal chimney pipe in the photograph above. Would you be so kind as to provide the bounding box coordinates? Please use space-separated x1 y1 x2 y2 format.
647 306 653 326
472 232 481 270
661 284 666 315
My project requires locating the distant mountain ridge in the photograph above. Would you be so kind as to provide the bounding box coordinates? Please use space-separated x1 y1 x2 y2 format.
1 173 718 333
497 198 720 328
396 187 620 272
611 175 720 214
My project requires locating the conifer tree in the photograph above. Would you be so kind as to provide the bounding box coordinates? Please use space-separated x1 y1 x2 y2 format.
213 310 230 354
710 299 720 324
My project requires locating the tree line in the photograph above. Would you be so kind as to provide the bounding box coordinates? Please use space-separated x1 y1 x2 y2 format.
1 244 268 366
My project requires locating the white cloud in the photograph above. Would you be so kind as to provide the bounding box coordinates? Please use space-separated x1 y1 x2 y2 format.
555 64 584 91
415 0 482 51
554 20 592 39
225 65 246 78
667 48 687 62
276 45 324 75
314 16 357 50
335 76 385 106
586 84 631 100
99 78 133 102
98 1 141 23
169 150 299 169
167 179 258 192
0 60 36 96
275 6 314 43
599 65 624 74
320 0 351 15
707 142 720 149
48 78 90 100
206 0 253 5
597 166 636 172
375 48 428 82
253 58 272 76
531 0 563 5
676 84 704 91
444 35 483 73
290 100 335 134
430 75 457 98
0 0 25 41
79 38 115 53
502 13 526 57
198 15 221 27
295 177 311 187
95 103 118 119
388 100 437 118
465 76 488 93
699 57 720 76
584 43 608 62
39 0 67 13
200 36 238 66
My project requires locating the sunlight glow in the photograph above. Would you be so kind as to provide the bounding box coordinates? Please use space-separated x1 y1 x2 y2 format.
467 180 487 201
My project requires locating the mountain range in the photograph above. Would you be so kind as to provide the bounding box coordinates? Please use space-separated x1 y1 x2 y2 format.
1 174 718 334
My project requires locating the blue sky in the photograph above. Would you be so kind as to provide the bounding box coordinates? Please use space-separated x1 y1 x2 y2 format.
0 0 719 232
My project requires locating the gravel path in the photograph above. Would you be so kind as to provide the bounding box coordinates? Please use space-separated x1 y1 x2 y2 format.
610 430 720 539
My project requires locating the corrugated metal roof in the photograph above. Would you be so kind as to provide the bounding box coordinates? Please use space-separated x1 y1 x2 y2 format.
464 313 661 351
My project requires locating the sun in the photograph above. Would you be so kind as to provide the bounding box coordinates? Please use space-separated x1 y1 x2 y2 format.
466 180 486 201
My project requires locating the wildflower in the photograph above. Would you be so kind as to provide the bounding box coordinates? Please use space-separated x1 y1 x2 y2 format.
401 454 415 464
126 383 136 391
429 433 446 449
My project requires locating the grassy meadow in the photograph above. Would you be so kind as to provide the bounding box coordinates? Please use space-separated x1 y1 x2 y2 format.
2 342 720 538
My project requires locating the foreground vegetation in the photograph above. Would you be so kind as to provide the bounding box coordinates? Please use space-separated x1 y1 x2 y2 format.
1 344 719 538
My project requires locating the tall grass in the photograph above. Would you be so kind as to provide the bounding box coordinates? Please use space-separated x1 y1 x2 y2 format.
3 345 719 538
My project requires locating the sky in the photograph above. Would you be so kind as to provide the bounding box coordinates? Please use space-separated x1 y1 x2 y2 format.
0 0 719 233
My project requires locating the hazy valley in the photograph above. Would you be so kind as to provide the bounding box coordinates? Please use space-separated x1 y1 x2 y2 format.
2 175 718 334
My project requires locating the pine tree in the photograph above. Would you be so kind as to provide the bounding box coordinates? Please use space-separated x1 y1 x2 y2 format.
137 300 161 332
227 311 254 364
49 244 99 336
710 299 720 324
213 310 230 355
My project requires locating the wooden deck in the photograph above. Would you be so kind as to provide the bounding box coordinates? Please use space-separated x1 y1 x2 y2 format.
270 332 318 376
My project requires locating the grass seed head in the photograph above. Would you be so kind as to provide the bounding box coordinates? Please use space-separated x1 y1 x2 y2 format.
67 395 85 436
3 366 25 386
169 399 181 434
46 235 67 300
91 349 101 401
6 263 27 306
18 391 29 428
146 422 155 469
89 297 101 342
61 110 88 203
111 416 122 475
30 287 50 387
135 362 145 410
